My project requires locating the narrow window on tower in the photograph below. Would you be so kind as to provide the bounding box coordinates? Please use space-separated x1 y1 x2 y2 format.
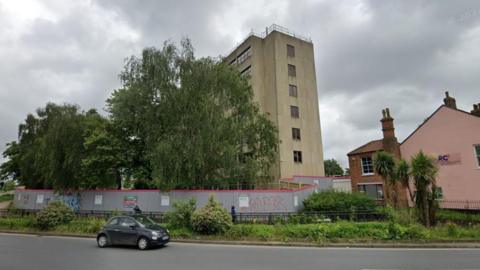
290 106 299 118
292 128 301 140
289 84 297 97
240 65 251 77
288 64 296 77
287 44 295 57
293 151 302 163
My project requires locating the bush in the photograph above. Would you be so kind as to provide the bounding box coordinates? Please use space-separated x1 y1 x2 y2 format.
35 201 75 230
303 191 377 213
191 194 233 234
164 198 196 228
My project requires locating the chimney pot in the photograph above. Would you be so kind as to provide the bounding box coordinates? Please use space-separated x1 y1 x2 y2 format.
443 91 457 109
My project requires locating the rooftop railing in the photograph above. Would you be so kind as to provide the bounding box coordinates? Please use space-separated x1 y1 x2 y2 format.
225 24 312 58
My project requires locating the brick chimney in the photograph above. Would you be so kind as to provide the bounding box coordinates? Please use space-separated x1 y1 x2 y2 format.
381 108 400 157
443 91 457 109
471 103 480 117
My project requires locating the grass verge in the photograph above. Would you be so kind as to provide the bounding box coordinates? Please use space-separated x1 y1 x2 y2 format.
2 216 480 243
0 194 14 203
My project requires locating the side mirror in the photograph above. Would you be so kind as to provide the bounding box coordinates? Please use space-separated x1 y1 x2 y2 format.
129 224 137 230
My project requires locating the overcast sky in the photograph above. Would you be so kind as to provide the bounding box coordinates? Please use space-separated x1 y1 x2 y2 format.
1 0 479 169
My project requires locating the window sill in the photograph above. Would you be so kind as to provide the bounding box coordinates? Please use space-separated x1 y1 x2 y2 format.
361 173 374 176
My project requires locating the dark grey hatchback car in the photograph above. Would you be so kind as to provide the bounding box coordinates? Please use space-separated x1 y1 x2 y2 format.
97 215 170 250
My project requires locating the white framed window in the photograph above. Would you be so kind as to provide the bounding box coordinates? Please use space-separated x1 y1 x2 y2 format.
361 156 374 175
475 144 480 167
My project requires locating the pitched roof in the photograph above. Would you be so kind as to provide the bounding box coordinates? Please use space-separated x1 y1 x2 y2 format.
400 105 480 145
347 139 383 156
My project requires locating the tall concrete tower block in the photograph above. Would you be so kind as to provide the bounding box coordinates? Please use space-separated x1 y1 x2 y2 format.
225 25 325 180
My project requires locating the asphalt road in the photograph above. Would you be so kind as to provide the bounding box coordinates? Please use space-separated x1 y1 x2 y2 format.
1 233 480 270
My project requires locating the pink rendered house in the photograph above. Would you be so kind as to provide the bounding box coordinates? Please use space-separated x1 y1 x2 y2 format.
400 92 480 209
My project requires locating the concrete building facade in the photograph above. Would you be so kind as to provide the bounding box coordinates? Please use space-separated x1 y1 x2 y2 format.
225 25 325 180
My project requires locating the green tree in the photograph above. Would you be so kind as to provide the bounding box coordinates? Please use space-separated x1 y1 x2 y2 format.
411 151 438 227
107 40 278 189
373 151 397 206
81 112 125 189
0 103 123 190
323 159 343 176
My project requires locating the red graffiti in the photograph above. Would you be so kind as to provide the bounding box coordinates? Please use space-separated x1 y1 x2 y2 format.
249 195 288 212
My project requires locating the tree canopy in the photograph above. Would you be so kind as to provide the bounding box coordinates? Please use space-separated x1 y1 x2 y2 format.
323 158 343 176
107 40 278 189
1 39 278 191
0 103 124 190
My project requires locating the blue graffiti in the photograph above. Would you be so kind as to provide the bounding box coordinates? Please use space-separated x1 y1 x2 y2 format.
54 194 81 212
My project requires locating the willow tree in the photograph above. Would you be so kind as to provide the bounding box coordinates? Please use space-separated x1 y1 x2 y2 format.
0 104 124 190
107 40 278 189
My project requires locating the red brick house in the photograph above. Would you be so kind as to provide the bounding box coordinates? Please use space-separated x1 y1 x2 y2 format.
347 108 407 205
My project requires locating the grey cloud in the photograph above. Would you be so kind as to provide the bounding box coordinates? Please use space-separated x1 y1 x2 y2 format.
1 0 479 170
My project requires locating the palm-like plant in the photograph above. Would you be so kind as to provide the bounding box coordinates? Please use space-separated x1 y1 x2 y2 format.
373 151 397 206
395 159 413 202
411 151 438 227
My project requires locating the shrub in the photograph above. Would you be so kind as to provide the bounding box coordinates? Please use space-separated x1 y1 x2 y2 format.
303 191 377 213
191 194 232 234
164 198 196 228
35 201 75 230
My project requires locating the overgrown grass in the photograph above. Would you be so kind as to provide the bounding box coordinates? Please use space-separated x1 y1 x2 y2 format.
436 210 480 225
2 214 480 243
165 222 480 242
0 194 14 203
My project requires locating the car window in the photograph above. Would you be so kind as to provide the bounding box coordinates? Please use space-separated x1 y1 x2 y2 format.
107 218 118 226
133 215 156 227
119 217 137 227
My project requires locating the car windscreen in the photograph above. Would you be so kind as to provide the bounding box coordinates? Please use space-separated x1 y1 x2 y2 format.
134 216 157 227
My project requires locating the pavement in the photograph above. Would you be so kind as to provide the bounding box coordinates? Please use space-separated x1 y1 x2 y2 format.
2 233 480 270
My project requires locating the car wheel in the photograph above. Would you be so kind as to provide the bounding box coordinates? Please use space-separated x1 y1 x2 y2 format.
97 235 108 248
137 237 149 250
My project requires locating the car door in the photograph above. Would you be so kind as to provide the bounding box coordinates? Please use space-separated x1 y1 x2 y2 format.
104 217 123 245
117 217 139 245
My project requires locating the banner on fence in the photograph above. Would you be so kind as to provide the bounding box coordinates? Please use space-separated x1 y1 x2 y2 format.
123 195 137 208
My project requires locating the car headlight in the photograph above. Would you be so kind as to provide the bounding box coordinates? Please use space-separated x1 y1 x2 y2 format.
166 229 170 234
152 231 159 237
